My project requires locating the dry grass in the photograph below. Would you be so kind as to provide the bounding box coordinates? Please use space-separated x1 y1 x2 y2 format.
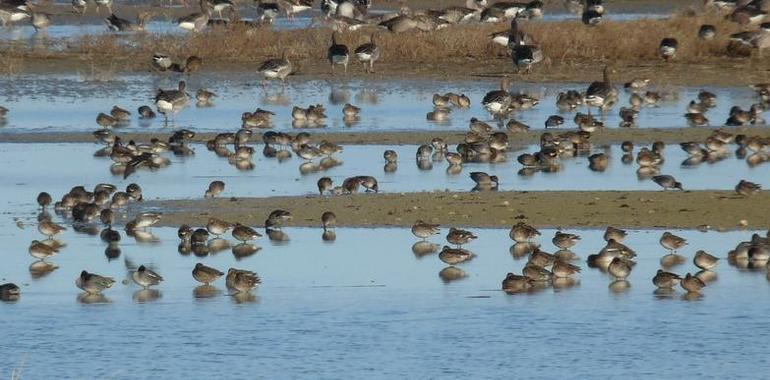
0 12 764 72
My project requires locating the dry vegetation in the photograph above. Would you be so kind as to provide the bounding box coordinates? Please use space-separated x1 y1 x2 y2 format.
0 11 766 75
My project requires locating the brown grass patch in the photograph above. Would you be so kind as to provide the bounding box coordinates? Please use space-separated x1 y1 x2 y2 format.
0 12 764 72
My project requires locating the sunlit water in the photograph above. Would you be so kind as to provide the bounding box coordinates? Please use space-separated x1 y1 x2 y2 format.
1 221 768 378
0 76 761 134
0 142 766 204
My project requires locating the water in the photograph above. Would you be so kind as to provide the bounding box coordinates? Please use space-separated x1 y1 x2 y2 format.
0 76 762 134
0 142 766 206
1 222 768 378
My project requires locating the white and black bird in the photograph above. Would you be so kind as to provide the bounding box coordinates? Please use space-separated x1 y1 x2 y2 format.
354 33 380 74
328 32 350 75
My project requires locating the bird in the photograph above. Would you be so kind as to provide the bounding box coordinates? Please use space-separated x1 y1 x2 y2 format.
226 268 261 293
354 33 380 73
501 273 533 292
193 263 224 285
509 222 540 243
317 177 333 195
28 240 59 260
321 211 336 230
446 227 477 247
76 271 115 295
206 218 232 236
258 50 293 86
205 181 225 198
508 17 543 74
38 219 66 238
154 81 189 123
552 231 580 249
105 12 151 32
412 220 440 240
132 265 164 289
699 24 716 40
681 273 706 294
178 0 211 32
0 283 20 300
652 175 683 190
37 192 52 209
328 32 350 75
585 65 616 114
652 269 682 289
694 250 719 270
232 224 262 242
438 245 474 265
608 257 632 280
552 260 581 278
735 180 761 196
469 172 499 189
660 232 687 254
659 38 678 61
482 77 512 119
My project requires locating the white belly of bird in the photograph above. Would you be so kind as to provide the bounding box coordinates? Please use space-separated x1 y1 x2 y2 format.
660 46 676 56
484 102 504 113
492 35 509 46
178 21 196 31
11 12 29 21
356 52 372 61
332 55 348 65
263 70 281 79
585 95 604 107
156 100 174 115
503 7 524 18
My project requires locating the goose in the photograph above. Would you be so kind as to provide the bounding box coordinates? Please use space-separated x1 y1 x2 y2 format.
328 32 350 75
257 50 293 86
105 12 151 32
509 17 542 74
178 0 211 32
94 0 113 14
154 81 189 123
354 33 380 73
488 1 528 18
659 38 679 61
207 0 234 18
26 3 50 32
277 0 313 21
0 3 29 26
72 0 87 15
482 77 513 119
585 65 616 114
581 8 602 25
256 0 280 23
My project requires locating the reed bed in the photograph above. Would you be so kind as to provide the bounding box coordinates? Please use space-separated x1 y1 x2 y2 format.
0 12 762 71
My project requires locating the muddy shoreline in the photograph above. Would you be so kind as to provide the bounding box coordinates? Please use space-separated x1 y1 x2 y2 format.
136 190 770 230
3 126 770 145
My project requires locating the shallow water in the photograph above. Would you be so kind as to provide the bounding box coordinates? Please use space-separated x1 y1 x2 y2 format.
0 142 766 205
0 75 762 134
1 221 768 378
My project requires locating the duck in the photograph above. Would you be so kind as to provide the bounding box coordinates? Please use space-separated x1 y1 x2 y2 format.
0 283 20 300
232 223 262 242
258 50 293 86
509 221 540 242
652 269 682 288
552 231 580 249
76 270 115 294
317 177 333 195
694 250 719 270
412 220 440 239
266 209 292 229
205 180 225 197
552 260 581 278
652 175 683 190
29 240 59 260
226 268 261 293
446 227 477 247
155 81 189 122
660 232 687 253
501 272 533 292
132 265 163 289
608 257 632 280
206 218 232 236
681 273 706 293
685 112 709 127
196 89 216 105
321 211 337 230
193 263 224 285
37 192 52 209
438 245 474 265
328 32 350 75
523 262 552 282
603 226 627 242
38 219 66 237
735 179 761 195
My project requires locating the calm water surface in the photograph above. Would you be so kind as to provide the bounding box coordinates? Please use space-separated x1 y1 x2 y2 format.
1 223 768 378
0 142 766 206
0 76 761 133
